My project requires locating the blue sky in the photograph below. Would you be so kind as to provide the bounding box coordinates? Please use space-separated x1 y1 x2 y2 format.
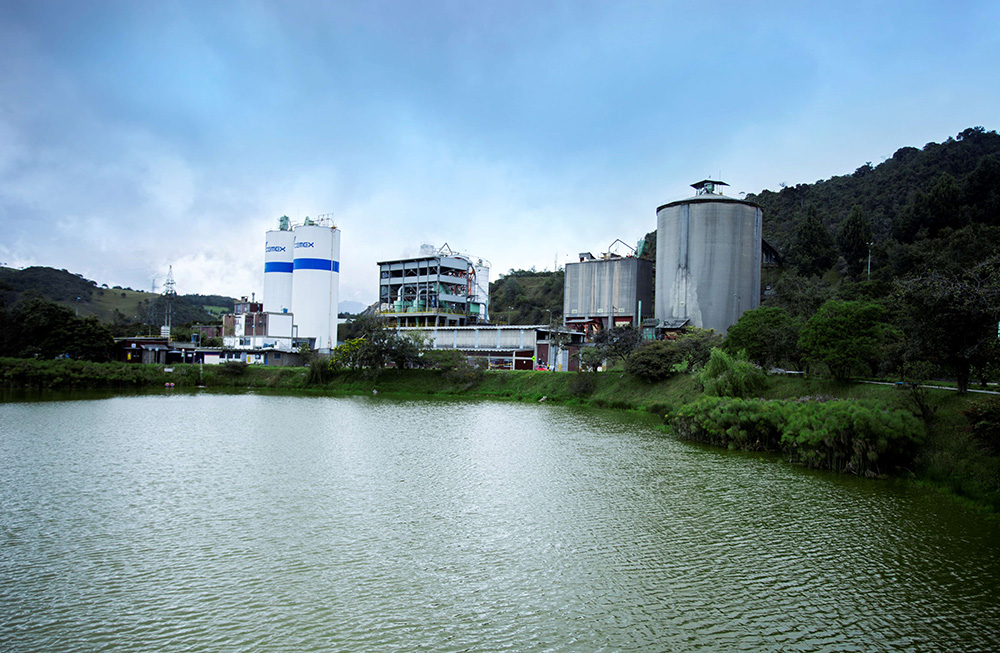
1 0 998 306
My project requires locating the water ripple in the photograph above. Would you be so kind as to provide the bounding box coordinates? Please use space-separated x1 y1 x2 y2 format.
1 395 999 651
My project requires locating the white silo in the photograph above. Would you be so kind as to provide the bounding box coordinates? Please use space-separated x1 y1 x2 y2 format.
473 258 490 322
263 216 294 313
291 218 341 351
655 180 762 334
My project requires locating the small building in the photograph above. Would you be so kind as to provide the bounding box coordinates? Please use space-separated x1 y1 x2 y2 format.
222 297 299 351
398 324 585 371
218 348 301 366
114 337 170 364
114 337 221 365
377 244 490 328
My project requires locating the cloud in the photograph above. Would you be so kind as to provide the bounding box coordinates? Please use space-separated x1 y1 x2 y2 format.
2 0 999 307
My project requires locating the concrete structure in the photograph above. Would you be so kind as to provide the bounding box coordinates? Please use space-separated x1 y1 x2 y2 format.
222 298 298 352
291 219 340 351
563 251 653 336
398 324 584 371
655 180 762 334
377 244 490 327
263 215 294 314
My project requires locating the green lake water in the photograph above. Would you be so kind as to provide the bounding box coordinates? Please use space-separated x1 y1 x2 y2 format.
1 392 998 651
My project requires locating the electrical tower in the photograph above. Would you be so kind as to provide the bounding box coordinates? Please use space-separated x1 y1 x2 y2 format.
161 266 176 339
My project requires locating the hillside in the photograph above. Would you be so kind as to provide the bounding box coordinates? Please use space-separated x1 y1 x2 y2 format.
749 126 1000 271
489 269 565 325
0 266 234 327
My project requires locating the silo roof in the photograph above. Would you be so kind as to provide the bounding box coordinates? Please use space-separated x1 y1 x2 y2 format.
656 194 760 213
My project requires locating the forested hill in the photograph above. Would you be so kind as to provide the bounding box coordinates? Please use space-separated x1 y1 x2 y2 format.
0 266 234 326
749 126 1000 262
489 269 565 325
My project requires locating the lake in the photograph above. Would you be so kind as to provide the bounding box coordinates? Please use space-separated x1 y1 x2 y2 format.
1 392 998 651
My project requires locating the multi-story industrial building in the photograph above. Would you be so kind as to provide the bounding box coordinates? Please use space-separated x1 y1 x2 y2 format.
377 244 490 328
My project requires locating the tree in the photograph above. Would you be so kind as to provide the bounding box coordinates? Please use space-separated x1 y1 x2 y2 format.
893 173 964 242
763 271 835 318
724 306 801 369
1 294 113 361
798 299 891 380
894 256 1000 393
669 327 723 370
699 348 767 398
335 315 427 378
788 207 837 277
593 324 641 365
578 346 605 372
836 205 873 280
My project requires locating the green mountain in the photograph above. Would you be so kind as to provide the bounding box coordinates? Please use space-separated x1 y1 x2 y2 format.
0 266 234 327
749 126 1000 279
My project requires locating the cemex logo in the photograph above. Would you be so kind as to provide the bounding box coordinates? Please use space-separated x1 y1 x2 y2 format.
265 245 286 252
295 241 315 248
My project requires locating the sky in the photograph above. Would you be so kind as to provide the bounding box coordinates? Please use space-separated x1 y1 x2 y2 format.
2 0 999 308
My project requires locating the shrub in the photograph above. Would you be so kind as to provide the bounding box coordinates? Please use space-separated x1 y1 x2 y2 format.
218 361 247 377
699 348 766 398
964 396 1000 456
625 340 685 383
670 395 924 476
782 400 923 476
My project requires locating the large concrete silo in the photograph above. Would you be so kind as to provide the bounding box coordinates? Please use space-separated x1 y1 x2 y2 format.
655 180 761 334
263 216 294 314
291 219 341 351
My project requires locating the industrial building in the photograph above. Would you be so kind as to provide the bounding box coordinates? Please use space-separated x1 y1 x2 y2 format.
377 244 490 328
655 180 762 334
563 245 653 337
221 215 341 358
222 297 295 351
398 324 584 371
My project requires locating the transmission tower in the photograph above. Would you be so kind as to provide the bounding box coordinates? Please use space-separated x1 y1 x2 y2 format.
162 266 177 339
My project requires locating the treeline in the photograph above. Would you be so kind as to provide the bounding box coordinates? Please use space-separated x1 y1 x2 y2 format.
0 266 99 302
0 294 114 361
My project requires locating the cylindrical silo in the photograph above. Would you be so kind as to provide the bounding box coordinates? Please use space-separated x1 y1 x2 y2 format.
263 224 294 314
291 222 341 351
473 259 490 321
655 182 761 334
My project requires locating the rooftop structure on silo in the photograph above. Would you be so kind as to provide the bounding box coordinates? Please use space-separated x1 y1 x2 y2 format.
654 179 762 334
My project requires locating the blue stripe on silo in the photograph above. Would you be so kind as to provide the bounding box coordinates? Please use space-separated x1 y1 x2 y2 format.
293 258 340 272
264 262 294 273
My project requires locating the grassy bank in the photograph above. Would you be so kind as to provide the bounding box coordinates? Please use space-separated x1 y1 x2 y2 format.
2 357 996 512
